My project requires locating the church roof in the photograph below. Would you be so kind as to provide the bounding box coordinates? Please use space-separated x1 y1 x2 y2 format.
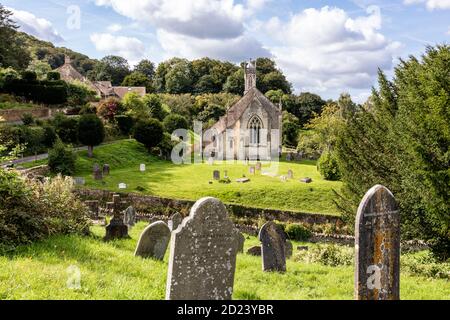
211 86 281 134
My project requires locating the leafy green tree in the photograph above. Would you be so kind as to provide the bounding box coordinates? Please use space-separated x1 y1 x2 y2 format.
26 60 52 80
133 118 164 151
224 69 244 95
91 55 130 85
134 59 155 79
48 139 77 176
123 92 147 119
282 121 299 147
290 92 327 126
77 114 105 157
52 113 79 144
163 114 189 134
142 94 167 121
0 5 31 70
165 59 193 94
121 71 153 93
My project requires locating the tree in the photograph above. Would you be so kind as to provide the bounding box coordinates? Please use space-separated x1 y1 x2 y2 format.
133 118 164 151
91 55 130 85
0 5 31 70
142 94 167 120
26 60 52 80
261 71 291 94
134 59 155 79
282 121 299 147
77 114 105 157
165 60 193 94
122 92 147 119
52 113 79 144
121 71 153 93
224 69 244 95
163 114 189 134
97 97 123 122
48 139 77 176
291 92 327 126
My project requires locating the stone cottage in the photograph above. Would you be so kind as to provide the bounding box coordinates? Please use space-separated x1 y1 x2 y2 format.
204 60 282 160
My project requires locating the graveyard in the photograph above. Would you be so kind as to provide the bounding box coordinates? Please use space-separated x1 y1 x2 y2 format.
0 221 448 300
23 139 342 215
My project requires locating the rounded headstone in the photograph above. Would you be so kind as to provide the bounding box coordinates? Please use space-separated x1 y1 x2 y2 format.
258 222 286 272
134 221 171 260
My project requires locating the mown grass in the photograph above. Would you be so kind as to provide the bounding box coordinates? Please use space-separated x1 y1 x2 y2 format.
0 222 448 300
23 139 342 215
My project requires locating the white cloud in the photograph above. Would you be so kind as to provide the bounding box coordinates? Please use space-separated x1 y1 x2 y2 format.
264 6 401 96
90 33 145 64
8 8 63 42
107 23 123 32
403 0 450 10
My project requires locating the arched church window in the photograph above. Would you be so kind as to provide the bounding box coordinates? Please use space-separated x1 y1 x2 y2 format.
248 116 262 144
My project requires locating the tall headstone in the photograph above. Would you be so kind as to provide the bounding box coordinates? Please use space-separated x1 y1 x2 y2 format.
168 212 183 231
104 194 129 241
103 164 110 175
123 206 136 227
140 163 146 172
134 221 170 260
213 170 220 180
166 197 240 300
285 240 293 258
249 166 255 174
287 169 293 179
256 162 262 171
355 185 400 300
259 221 286 272
93 164 102 180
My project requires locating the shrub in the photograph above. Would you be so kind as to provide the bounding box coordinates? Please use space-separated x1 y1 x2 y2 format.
48 139 77 176
21 113 34 126
401 251 450 280
317 151 341 181
284 223 312 241
294 244 354 267
115 114 134 135
0 170 90 252
42 125 57 148
52 113 79 144
77 114 105 157
66 81 96 107
163 114 188 134
133 118 164 152
97 97 123 122
21 71 37 82
47 71 61 81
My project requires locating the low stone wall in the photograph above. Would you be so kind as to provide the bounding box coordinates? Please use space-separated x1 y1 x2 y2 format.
0 107 51 122
19 165 50 178
75 188 343 226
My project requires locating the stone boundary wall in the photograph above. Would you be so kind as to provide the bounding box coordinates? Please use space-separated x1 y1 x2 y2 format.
75 188 343 226
0 107 51 122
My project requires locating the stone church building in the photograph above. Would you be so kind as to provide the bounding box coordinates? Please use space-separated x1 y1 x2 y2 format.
205 61 282 161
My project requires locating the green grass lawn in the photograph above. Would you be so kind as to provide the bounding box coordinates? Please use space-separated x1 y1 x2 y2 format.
24 139 342 215
0 222 448 300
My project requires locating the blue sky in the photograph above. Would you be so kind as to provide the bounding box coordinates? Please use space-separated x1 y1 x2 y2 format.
4 0 450 102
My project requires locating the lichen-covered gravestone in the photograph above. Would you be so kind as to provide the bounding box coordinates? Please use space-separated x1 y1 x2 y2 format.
168 212 183 231
134 221 170 260
287 169 293 179
166 197 240 300
213 170 220 180
259 221 286 272
123 206 136 227
104 194 129 241
85 200 99 219
285 240 293 258
355 185 400 300
93 164 102 180
103 164 110 175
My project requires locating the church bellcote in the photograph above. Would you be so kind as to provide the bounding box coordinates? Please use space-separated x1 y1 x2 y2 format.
244 60 256 94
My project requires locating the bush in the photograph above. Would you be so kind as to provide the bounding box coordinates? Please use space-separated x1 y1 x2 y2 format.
163 114 189 134
66 81 96 107
48 139 77 176
42 125 57 148
317 151 341 181
284 223 312 241
294 244 354 267
52 113 79 144
47 71 61 81
21 71 37 82
401 251 450 280
0 170 90 252
97 97 123 122
133 118 164 152
115 114 134 135
21 113 34 126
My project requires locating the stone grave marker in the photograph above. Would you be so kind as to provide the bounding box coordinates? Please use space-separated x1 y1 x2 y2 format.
213 170 220 180
224 170 228 179
93 164 102 180
85 200 99 219
236 177 250 183
258 221 286 272
247 246 261 256
168 212 183 231
287 169 293 179
118 183 127 189
355 184 400 300
286 153 292 161
166 197 240 300
104 194 129 241
123 206 136 228
103 164 110 175
285 240 293 258
74 177 85 185
249 166 255 174
256 162 262 171
237 232 245 253
140 163 146 172
295 151 303 161
134 221 170 260
300 177 312 183
208 157 214 165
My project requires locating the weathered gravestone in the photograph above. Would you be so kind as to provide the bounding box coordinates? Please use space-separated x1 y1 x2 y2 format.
237 232 245 253
85 200 99 219
236 177 250 183
118 183 127 189
256 162 262 171
300 177 312 183
93 164 102 180
213 170 220 180
104 194 129 241
123 206 136 227
286 153 292 161
140 163 146 172
285 240 293 258
247 245 261 256
287 169 293 179
208 157 214 165
74 177 85 185
134 221 170 260
166 197 240 300
168 212 183 231
249 166 255 174
103 164 110 175
355 184 400 300
224 170 228 179
259 221 286 272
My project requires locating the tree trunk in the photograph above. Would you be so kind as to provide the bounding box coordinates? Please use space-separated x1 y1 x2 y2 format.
88 145 93 158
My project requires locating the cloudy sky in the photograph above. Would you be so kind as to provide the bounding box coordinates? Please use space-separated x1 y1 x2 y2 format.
4 0 450 102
